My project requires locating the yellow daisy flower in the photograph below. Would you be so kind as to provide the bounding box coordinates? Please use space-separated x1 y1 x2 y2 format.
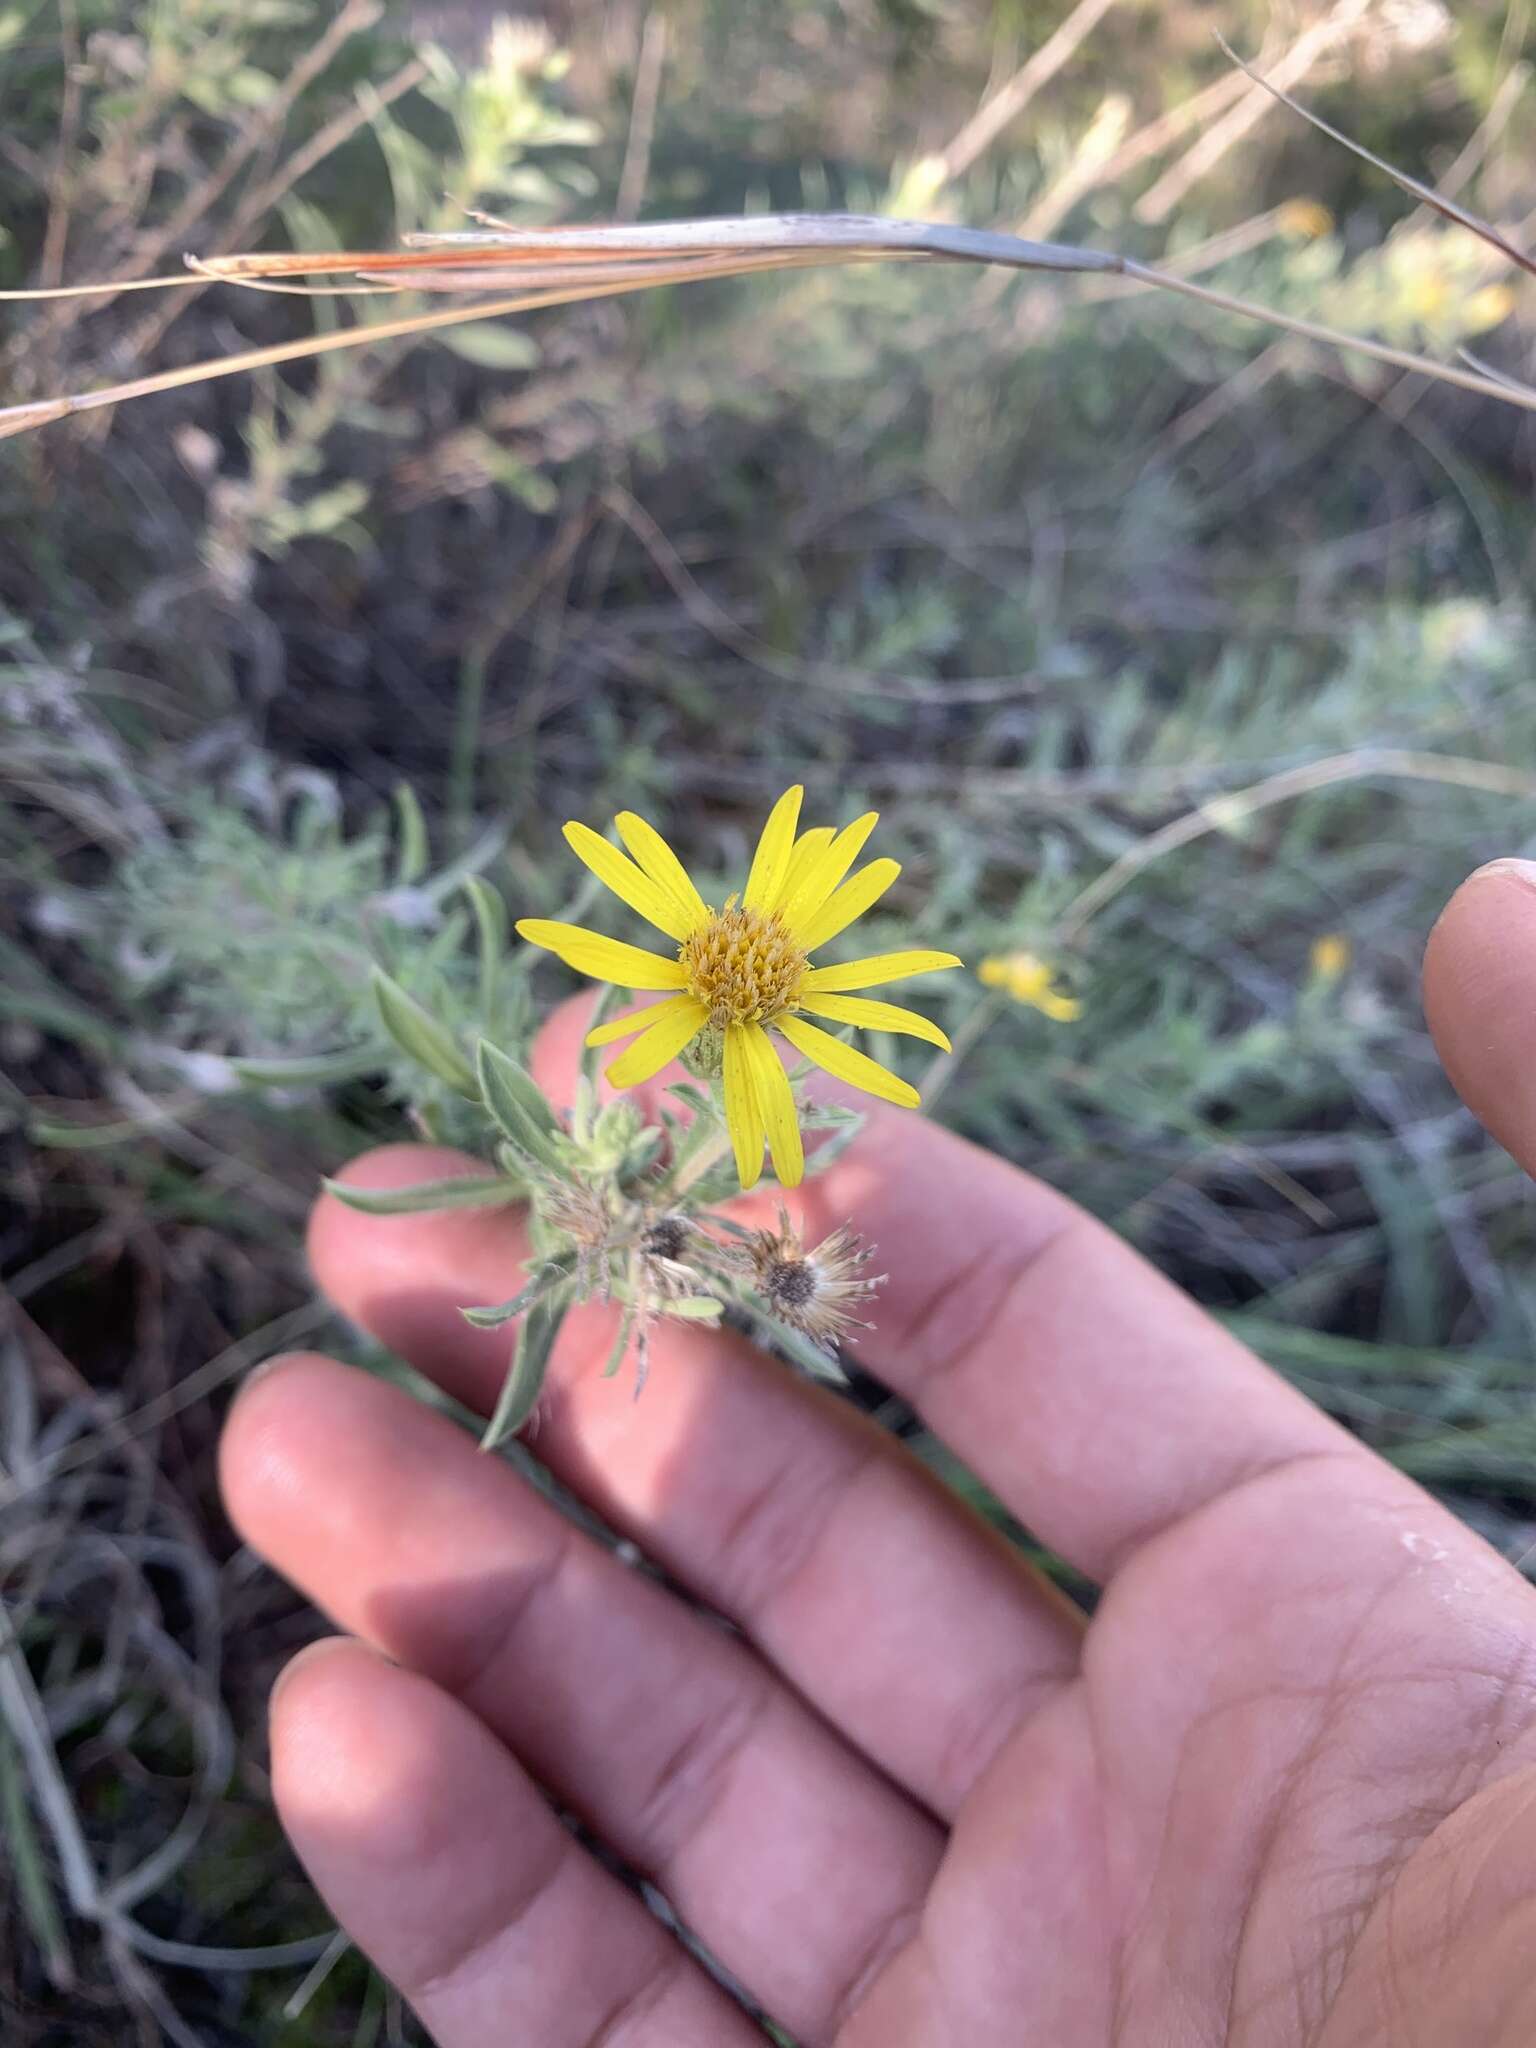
515 785 960 1189
977 950 1081 1021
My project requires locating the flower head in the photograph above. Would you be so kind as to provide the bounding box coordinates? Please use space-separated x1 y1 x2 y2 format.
978 950 1080 1021
1309 932 1352 982
515 785 959 1188
746 1206 882 1351
1277 198 1335 242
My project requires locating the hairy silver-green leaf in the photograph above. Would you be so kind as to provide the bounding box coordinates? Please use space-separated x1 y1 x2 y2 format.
393 782 430 885
463 875 509 1019
601 1301 637 1378
476 1039 563 1168
803 1108 866 1175
321 1174 522 1217
664 1081 713 1118
665 1295 724 1322
481 1292 567 1448
371 968 479 1097
232 1048 383 1087
617 1129 665 1190
461 1256 574 1328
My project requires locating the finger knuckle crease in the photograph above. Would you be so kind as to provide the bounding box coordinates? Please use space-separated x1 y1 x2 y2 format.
408 1826 570 2010
448 1531 573 1704
635 1675 772 1866
583 1943 690 2048
907 1221 1079 1397
719 1431 880 1622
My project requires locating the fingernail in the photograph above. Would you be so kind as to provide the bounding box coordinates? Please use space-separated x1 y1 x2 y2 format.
1470 858 1536 892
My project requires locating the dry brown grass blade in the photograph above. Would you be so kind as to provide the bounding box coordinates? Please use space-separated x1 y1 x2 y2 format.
0 253 854 440
1215 31 1536 279
4 193 1536 439
0 274 197 299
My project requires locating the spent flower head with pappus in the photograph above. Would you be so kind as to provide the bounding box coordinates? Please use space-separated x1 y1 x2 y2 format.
323 784 961 1442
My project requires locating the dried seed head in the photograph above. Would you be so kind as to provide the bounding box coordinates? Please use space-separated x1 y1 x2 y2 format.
747 1206 882 1351
641 1213 691 1264
761 1256 818 1308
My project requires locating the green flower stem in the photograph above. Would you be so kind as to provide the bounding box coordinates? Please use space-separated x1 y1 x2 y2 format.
666 1078 737 1198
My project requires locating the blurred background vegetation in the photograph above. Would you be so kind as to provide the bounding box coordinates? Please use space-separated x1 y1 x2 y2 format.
3 0 1536 2039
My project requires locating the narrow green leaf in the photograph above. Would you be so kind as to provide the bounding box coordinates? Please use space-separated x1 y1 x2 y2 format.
461 1257 573 1328
232 1048 383 1087
321 1174 522 1217
28 1115 140 1151
803 1108 866 1176
0 1718 71 1988
463 876 509 1019
439 322 540 370
601 1302 636 1378
665 1296 724 1322
393 782 430 885
617 1130 665 1190
371 969 479 1097
476 1040 563 1168
480 1292 567 1448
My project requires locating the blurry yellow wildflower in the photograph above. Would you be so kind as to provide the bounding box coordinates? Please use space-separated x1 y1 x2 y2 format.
1277 199 1335 242
889 153 950 216
1309 933 1352 982
515 786 960 1190
1465 283 1516 333
1408 269 1452 320
978 950 1081 1021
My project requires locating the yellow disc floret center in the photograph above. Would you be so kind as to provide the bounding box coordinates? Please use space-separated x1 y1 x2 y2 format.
679 902 808 1026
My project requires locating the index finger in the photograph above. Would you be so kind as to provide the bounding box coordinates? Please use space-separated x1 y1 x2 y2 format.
1424 860 1536 1177
533 997 1358 1587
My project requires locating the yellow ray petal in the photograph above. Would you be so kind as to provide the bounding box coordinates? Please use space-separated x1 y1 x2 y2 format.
775 826 835 911
741 1023 804 1186
796 858 901 953
585 995 694 1047
562 822 696 941
723 1023 767 1189
798 993 951 1051
780 811 877 929
515 919 687 990
800 949 962 993
613 810 710 930
742 784 803 914
775 1013 920 1108
604 996 708 1087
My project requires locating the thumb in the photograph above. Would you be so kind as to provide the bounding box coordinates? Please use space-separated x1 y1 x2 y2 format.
1423 859 1536 1176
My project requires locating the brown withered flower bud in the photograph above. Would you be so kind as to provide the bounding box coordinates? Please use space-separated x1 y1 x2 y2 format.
640 1212 692 1265
746 1205 883 1351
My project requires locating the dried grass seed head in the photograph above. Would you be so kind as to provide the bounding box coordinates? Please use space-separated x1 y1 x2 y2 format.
748 1205 883 1348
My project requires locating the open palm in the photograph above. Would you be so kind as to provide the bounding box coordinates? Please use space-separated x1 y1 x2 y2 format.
222 862 1536 2046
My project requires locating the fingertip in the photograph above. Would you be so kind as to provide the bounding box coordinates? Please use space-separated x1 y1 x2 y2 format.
268 1637 464 1884
269 1632 375 1719
1425 859 1536 1172
306 1145 529 1408
219 1350 353 1549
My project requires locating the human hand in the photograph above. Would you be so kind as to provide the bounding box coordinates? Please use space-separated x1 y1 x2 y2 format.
221 859 1536 2047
